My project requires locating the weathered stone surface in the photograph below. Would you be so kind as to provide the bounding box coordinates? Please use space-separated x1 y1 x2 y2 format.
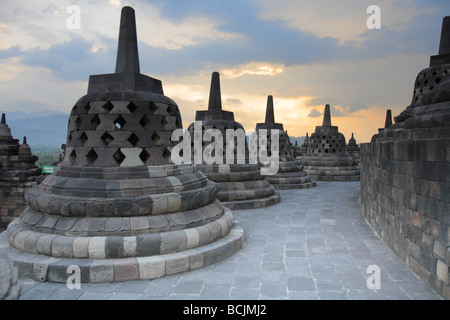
361 16 449 299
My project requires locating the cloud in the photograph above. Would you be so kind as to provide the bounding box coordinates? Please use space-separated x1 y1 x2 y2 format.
308 108 322 118
225 98 242 106
221 63 284 79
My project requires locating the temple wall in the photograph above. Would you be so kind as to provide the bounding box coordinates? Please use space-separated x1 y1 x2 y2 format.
360 138 449 299
0 179 37 227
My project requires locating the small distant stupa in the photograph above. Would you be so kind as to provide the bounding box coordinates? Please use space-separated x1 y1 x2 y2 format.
0 115 40 227
302 104 360 181
346 133 360 159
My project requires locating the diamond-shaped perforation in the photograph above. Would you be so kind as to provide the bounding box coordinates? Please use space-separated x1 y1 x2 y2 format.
139 149 150 163
161 116 169 127
69 149 76 165
127 133 139 147
113 149 126 165
149 102 158 113
127 102 137 114
67 132 73 144
79 132 88 146
162 148 171 160
103 101 114 113
75 116 82 130
114 115 126 130
139 115 150 129
84 103 91 113
90 115 101 130
100 131 114 146
151 132 161 145
86 149 98 165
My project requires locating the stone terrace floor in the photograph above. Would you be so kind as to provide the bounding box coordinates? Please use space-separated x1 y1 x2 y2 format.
0 181 443 300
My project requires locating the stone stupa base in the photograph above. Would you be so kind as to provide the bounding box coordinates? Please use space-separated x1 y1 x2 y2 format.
197 164 281 210
1 211 244 284
1 164 245 284
265 160 317 190
303 157 360 181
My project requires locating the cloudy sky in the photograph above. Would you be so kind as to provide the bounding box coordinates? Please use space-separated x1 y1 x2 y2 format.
0 0 449 143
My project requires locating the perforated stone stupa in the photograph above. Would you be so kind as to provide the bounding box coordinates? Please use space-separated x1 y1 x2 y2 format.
300 132 310 156
4 7 243 283
253 96 316 189
302 104 360 181
346 133 360 160
186 72 280 209
0 115 40 227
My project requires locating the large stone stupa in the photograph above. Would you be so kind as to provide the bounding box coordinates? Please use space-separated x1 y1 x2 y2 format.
253 96 317 189
186 72 280 210
0 115 41 227
3 7 243 283
302 104 360 181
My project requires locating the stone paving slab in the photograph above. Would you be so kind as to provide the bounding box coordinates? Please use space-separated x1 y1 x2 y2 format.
2 181 444 300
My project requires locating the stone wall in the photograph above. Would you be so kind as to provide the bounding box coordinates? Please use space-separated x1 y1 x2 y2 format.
360 139 449 299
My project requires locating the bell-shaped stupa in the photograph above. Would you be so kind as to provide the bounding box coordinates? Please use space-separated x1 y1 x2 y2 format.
302 104 360 181
186 72 280 209
0 115 40 227
4 7 243 283
346 133 360 160
253 96 316 189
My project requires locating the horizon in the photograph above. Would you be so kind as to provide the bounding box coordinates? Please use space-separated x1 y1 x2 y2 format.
1 1 449 143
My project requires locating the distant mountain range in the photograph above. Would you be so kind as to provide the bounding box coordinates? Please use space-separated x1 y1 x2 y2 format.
1 110 306 151
1 110 69 149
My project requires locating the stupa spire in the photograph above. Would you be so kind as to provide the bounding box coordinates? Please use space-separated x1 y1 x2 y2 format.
322 104 332 127
115 6 140 74
208 72 222 111
384 109 392 128
1 113 5 125
430 16 450 66
438 16 450 56
265 95 275 123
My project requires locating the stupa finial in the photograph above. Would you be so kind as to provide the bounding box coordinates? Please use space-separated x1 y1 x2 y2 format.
430 16 450 66
1 113 5 124
208 72 222 111
265 95 275 123
385 109 393 128
322 104 332 127
115 6 140 74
